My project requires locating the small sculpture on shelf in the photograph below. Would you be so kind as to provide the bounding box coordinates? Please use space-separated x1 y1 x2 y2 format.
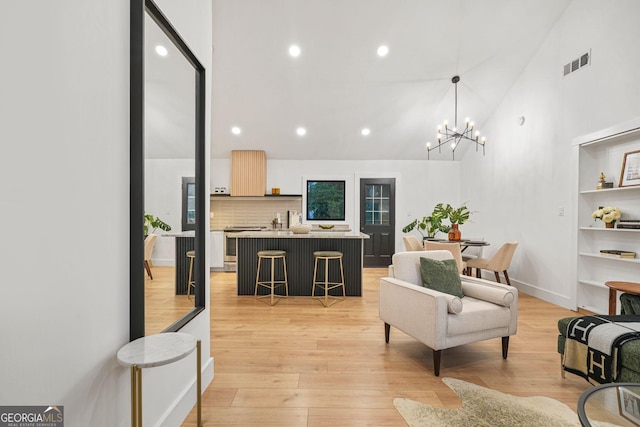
596 172 613 190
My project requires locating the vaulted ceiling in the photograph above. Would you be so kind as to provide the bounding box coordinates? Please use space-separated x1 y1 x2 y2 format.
210 0 572 161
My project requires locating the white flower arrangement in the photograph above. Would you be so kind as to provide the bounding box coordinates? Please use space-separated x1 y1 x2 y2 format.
592 206 622 224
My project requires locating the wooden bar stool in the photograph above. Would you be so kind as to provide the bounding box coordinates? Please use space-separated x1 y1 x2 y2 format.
186 250 195 299
312 251 345 307
255 250 288 305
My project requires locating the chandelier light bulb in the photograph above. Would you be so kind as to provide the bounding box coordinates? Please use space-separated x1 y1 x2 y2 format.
443 120 448 128
426 142 431 149
470 122 475 129
451 142 456 149
465 117 470 124
481 137 486 144
437 133 442 141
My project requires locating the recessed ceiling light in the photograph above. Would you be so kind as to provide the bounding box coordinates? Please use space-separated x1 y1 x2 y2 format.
155 45 168 57
361 128 371 136
377 45 389 57
296 127 307 136
288 45 301 58
231 126 242 135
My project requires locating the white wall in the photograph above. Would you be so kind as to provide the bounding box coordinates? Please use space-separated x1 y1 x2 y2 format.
212 158 461 250
0 1 213 426
0 1 130 425
460 0 640 309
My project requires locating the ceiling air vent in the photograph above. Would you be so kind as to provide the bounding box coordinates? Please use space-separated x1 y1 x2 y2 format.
563 50 591 77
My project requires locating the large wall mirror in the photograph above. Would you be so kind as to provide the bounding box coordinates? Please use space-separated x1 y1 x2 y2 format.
130 0 206 340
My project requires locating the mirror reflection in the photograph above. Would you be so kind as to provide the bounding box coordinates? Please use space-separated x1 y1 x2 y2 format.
144 9 197 335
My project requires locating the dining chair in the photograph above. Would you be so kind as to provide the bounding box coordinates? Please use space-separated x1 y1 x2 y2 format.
466 242 518 285
144 234 158 279
403 235 425 251
424 241 467 274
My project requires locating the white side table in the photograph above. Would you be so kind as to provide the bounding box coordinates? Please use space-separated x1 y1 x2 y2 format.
117 332 202 427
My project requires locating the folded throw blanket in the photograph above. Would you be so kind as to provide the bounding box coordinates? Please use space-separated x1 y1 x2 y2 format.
563 315 640 384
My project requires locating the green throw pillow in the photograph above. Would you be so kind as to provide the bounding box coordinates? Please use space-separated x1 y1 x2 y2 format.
419 257 464 298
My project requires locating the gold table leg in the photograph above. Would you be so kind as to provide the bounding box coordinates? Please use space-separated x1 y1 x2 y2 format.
130 365 137 427
197 340 202 427
137 366 142 427
130 364 142 427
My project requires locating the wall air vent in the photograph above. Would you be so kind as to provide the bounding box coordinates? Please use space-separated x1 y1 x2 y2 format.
563 50 591 77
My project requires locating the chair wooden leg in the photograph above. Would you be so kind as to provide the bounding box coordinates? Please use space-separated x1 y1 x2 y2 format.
475 268 481 278
502 336 509 359
384 323 390 343
144 260 153 280
503 270 511 286
560 355 566 378
433 350 441 376
494 271 501 283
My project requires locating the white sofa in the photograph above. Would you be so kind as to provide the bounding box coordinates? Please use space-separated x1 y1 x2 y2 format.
379 250 518 376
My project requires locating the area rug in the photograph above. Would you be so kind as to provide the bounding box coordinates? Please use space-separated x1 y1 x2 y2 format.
394 378 584 427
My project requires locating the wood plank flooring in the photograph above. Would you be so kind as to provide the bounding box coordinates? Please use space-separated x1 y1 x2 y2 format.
144 266 196 336
179 268 590 426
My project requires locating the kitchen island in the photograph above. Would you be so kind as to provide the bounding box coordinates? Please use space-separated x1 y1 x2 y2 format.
235 230 370 296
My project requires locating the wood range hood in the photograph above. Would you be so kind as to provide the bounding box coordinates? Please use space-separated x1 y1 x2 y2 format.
230 150 267 196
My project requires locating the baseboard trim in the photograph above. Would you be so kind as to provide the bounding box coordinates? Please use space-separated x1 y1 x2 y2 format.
475 272 576 311
158 357 214 427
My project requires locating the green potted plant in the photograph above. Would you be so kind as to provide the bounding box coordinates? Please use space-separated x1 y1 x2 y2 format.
144 213 172 236
442 203 471 241
402 203 451 240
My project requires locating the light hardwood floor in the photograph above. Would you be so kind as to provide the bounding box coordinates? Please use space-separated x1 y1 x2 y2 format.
178 268 589 426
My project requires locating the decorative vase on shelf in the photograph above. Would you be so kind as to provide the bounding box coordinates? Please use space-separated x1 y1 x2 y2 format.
448 224 461 241
606 222 615 229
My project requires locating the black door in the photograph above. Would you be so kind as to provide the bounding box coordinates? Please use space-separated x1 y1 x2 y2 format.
360 178 395 267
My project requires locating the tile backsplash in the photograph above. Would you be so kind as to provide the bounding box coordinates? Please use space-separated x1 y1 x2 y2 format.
210 197 302 229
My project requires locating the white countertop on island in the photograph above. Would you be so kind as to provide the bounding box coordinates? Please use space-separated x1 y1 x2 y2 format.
235 230 369 239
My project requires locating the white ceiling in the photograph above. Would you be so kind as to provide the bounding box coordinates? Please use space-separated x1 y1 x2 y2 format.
210 0 572 161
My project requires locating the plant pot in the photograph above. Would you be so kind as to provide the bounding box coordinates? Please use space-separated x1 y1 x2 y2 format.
605 222 615 229
448 224 461 241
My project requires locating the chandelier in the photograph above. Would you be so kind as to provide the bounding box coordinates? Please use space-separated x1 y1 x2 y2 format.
426 75 486 160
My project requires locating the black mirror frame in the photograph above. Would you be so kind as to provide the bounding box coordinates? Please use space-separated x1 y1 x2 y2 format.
130 0 206 341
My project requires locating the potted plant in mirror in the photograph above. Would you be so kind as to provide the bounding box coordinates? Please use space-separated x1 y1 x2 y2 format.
443 203 471 241
144 213 172 237
402 203 451 240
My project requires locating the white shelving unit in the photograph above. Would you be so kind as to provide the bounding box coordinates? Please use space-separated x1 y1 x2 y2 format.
574 119 640 314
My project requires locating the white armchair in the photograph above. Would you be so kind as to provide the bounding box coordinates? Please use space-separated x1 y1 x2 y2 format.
379 250 518 376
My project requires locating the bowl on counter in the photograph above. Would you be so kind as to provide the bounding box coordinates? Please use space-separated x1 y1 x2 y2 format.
319 224 334 230
289 224 312 234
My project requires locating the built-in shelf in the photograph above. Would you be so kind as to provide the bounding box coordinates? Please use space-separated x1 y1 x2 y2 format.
580 186 640 195
574 120 640 314
578 279 608 289
579 227 640 232
579 252 640 263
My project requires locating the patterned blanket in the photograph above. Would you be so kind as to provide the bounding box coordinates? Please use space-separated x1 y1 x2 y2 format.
563 315 640 384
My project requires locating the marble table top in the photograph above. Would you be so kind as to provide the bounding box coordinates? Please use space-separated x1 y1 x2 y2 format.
235 230 369 239
117 332 197 368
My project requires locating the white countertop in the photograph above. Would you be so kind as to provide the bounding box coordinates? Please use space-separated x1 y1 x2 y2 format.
236 230 369 239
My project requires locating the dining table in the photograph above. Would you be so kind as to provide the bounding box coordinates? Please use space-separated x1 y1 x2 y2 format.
422 239 490 252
